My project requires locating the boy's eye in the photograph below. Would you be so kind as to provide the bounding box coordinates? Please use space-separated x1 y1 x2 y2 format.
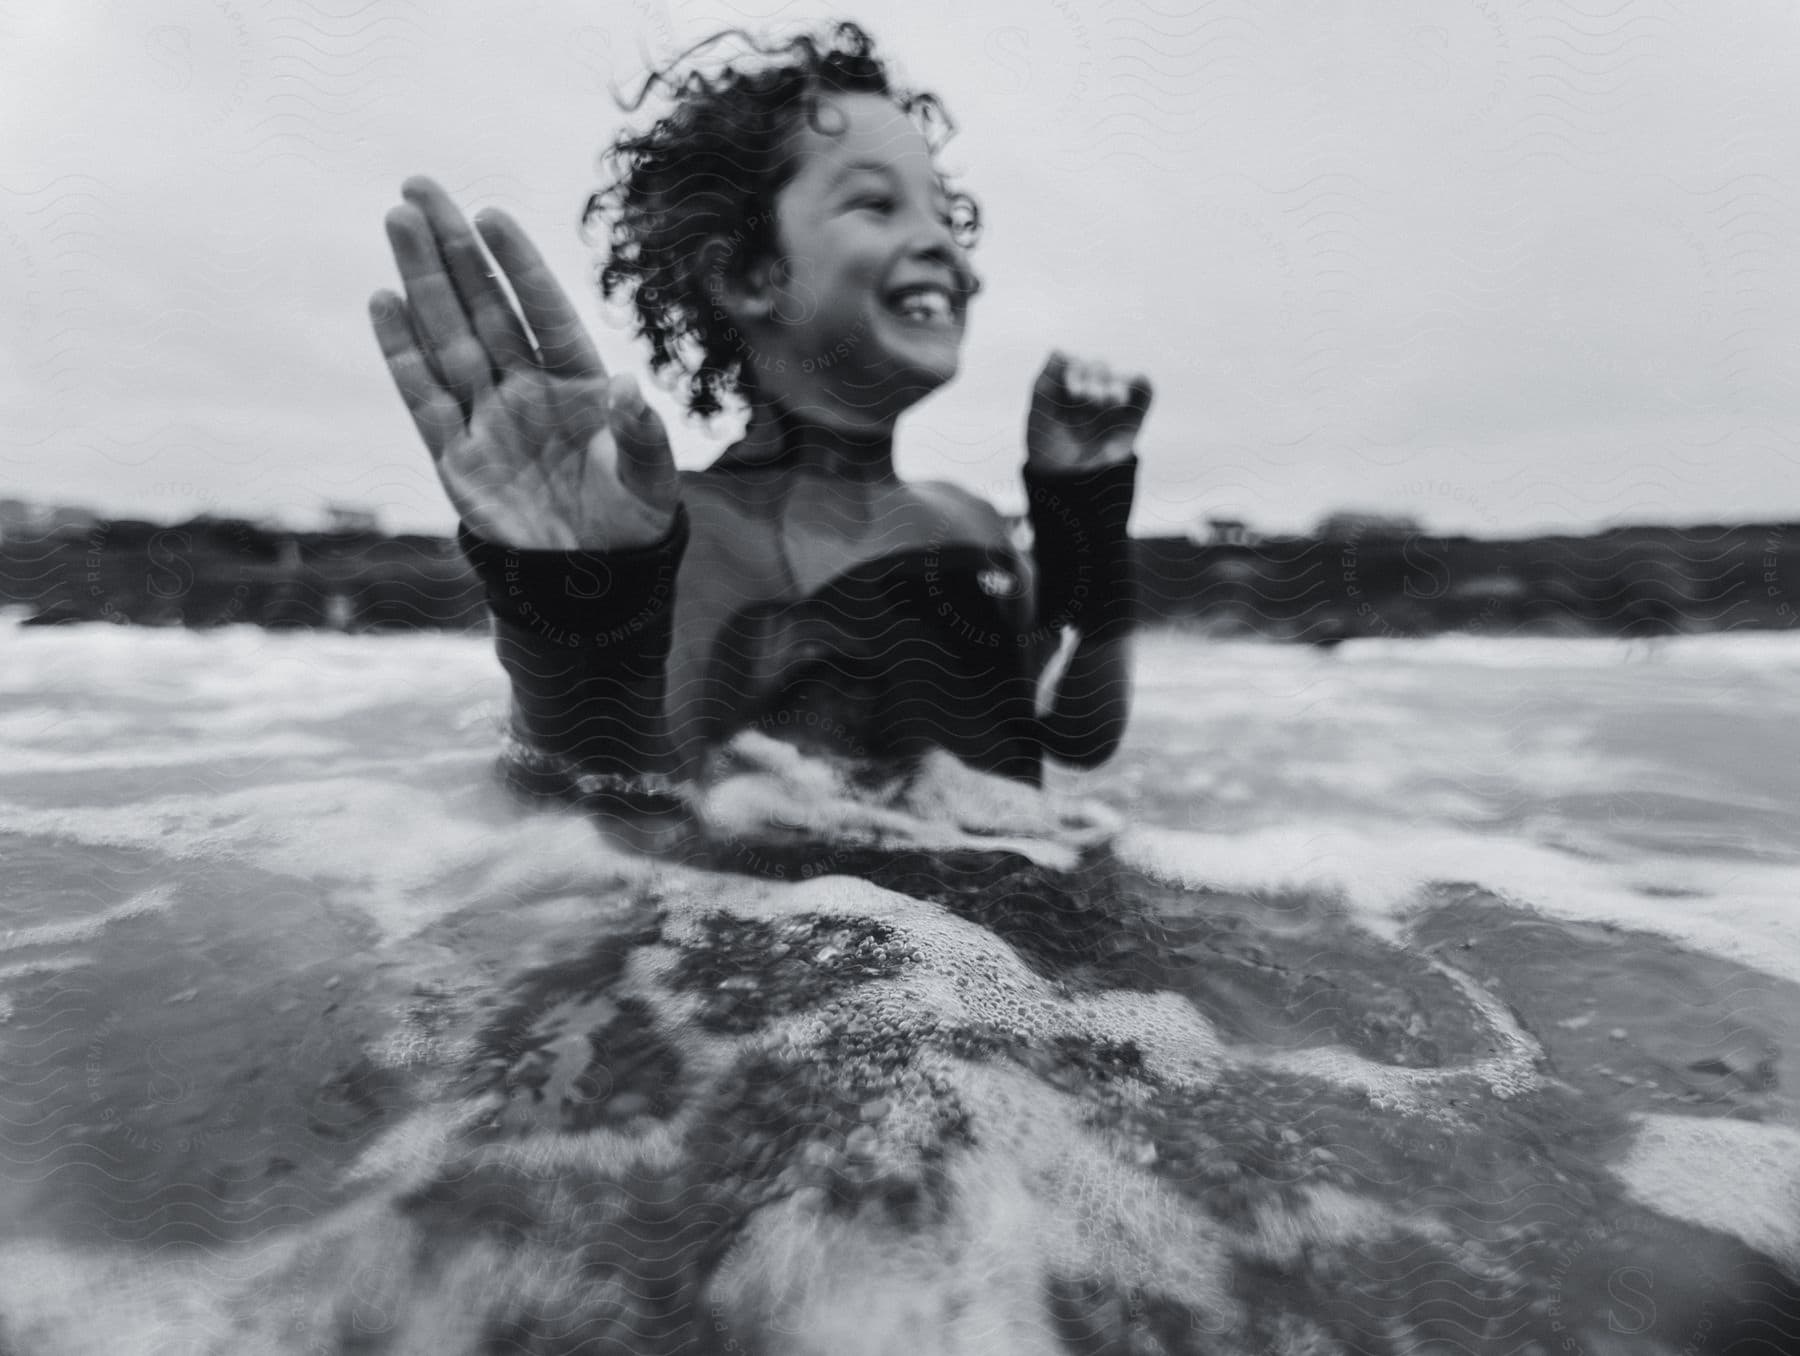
946 195 981 248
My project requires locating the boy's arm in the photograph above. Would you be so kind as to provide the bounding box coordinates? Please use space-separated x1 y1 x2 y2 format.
371 177 689 838
1022 455 1138 768
457 505 689 802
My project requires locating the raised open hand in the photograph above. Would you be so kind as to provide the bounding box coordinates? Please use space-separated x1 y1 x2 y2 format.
369 176 679 550
1025 350 1154 474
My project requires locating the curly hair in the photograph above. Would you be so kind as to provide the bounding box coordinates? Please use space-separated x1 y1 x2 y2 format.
583 21 981 421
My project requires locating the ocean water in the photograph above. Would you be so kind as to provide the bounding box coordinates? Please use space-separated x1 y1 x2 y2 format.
1 626 1797 1354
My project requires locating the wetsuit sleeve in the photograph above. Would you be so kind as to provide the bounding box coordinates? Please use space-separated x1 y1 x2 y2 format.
455 506 689 797
1021 455 1138 644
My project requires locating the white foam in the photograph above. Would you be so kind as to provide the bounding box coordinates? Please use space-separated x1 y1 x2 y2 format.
0 626 497 699
1613 1113 1800 1268
0 631 507 793
706 1189 1067 1355
0 955 90 979
4 625 1799 1348
694 733 1116 872
0 885 175 953
1249 958 1545 1112
702 1058 1241 1347
0 1239 261 1355
0 777 645 943
654 875 1228 1094
1139 630 1800 678
1117 821 1800 987
960 1065 1236 1318
336 1100 499 1192
0 954 93 1019
1243 1182 1443 1264
0 1200 404 1356
0 730 360 778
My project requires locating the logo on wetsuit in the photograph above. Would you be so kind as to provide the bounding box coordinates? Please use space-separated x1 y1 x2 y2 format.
977 568 1021 598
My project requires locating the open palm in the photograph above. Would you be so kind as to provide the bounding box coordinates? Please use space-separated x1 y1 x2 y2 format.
369 176 678 551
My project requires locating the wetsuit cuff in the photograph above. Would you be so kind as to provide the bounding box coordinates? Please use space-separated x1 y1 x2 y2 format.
1022 455 1138 642
456 504 689 648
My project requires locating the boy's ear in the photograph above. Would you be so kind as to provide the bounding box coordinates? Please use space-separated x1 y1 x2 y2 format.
700 234 773 323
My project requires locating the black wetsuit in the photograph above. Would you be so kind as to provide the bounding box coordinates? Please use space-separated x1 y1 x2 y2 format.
456 453 1137 801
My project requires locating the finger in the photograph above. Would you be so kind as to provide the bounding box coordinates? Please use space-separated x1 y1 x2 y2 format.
609 374 678 509
1085 361 1126 405
401 176 535 373
476 208 604 379
385 202 493 408
368 289 464 459
1125 373 1154 417
1057 355 1081 400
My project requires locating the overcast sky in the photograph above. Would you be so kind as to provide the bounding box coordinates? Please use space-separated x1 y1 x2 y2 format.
4 0 1798 537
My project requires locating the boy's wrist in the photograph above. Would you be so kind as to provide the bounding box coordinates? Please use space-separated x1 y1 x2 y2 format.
1023 451 1139 482
1023 448 1138 476
1022 454 1138 528
1022 456 1137 642
457 502 689 647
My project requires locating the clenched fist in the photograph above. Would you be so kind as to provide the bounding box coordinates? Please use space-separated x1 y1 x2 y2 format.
1025 350 1153 474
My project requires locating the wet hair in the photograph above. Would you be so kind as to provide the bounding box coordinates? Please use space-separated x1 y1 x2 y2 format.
583 21 981 420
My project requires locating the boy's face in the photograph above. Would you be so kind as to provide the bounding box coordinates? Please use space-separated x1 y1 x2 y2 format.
739 91 979 427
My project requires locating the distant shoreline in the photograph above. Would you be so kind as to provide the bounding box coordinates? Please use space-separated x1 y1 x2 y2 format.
4 513 1796 641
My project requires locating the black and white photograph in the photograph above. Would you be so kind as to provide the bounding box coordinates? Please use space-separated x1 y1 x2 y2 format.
2 2 1798 1351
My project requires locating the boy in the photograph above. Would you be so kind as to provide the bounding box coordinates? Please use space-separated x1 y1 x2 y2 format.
369 22 1152 844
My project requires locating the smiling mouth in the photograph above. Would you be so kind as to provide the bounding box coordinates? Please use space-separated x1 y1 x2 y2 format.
882 283 960 327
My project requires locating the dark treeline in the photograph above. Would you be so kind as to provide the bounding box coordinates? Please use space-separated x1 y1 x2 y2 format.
1137 523 1800 641
1 516 488 632
4 513 1798 640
